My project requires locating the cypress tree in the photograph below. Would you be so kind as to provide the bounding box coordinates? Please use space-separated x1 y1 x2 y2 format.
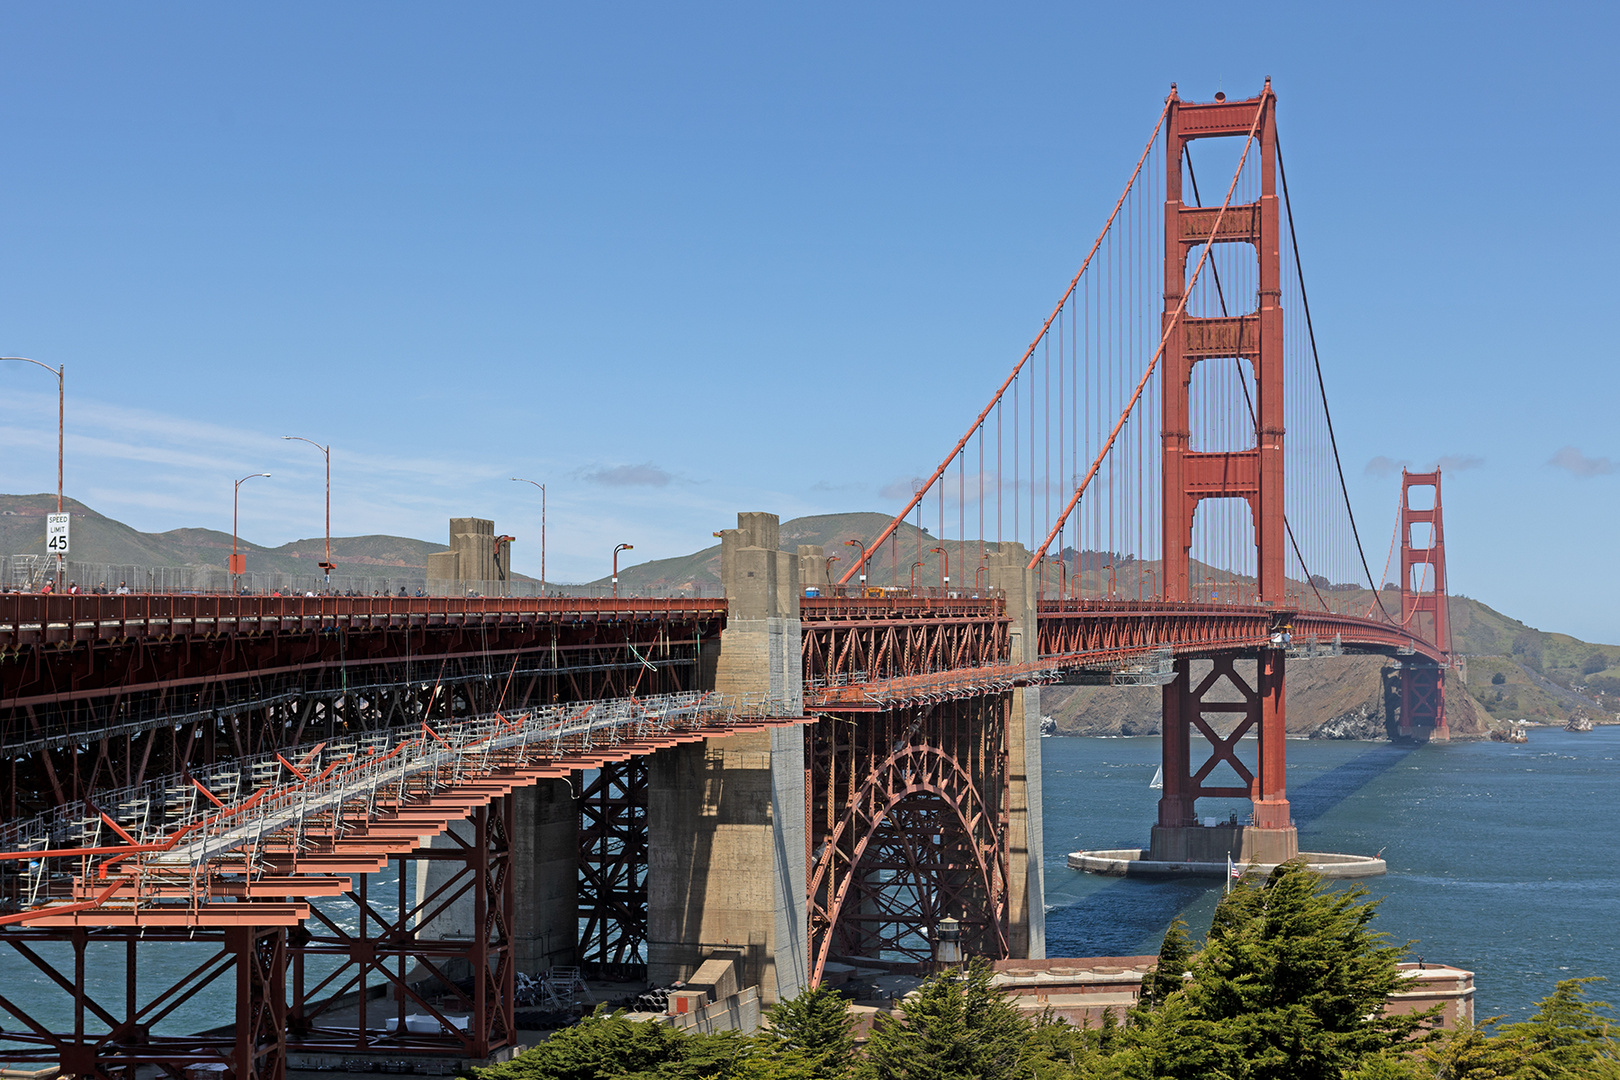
862 960 1032 1080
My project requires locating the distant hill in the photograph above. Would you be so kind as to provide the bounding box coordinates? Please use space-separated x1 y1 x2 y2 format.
0 493 447 577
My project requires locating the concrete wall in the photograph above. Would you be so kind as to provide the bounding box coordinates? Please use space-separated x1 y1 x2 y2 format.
511 780 580 971
647 512 807 1004
412 781 580 980
984 543 1046 960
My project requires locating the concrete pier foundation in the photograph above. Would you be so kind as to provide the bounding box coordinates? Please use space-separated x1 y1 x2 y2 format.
647 512 807 1003
511 779 581 971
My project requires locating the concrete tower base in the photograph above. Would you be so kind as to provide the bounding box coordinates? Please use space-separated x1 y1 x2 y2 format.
1149 823 1298 866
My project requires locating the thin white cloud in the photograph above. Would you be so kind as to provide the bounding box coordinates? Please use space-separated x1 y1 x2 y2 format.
580 463 674 487
1366 454 1482 477
1548 446 1615 478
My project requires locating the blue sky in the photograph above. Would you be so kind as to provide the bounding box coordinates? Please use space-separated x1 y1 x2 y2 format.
1 4 1615 641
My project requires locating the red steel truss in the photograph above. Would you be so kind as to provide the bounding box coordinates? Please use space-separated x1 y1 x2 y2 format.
800 595 1009 690
1 594 720 825
286 798 516 1060
0 925 286 1080
1156 652 1287 827
0 692 806 1075
806 696 1009 985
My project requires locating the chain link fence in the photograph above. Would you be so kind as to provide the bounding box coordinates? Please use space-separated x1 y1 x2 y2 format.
2 556 714 599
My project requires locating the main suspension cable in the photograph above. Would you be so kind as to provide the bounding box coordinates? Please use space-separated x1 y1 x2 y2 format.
1276 135 1388 618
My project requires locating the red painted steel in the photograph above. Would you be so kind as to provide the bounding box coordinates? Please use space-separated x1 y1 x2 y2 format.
1398 469 1452 736
1161 82 1282 605
806 697 1009 984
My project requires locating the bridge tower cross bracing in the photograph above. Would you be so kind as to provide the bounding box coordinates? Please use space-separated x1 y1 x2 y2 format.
1153 81 1297 863
1398 469 1451 739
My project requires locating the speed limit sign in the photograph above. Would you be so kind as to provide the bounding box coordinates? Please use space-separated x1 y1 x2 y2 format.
46 513 70 555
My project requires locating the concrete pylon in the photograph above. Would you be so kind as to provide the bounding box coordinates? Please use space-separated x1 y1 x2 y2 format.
797 545 829 592
647 512 808 1003
413 777 578 979
425 517 513 596
983 542 1046 960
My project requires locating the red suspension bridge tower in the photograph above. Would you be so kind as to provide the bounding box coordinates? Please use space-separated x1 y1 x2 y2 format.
1397 469 1451 739
1152 81 1298 866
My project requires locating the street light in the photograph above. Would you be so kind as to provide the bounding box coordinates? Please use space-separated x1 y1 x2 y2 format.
613 543 634 598
929 546 949 594
909 560 923 595
3 357 65 586
824 554 839 588
843 539 868 591
232 473 271 591
511 478 547 596
282 436 333 583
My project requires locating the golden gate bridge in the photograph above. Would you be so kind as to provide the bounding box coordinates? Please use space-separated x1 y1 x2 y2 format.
0 81 1453 1077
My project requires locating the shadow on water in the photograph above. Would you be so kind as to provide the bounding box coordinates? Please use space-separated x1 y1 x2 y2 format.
1044 741 1415 958
1288 742 1415 828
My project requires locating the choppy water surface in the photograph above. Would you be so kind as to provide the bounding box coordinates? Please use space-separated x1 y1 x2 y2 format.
1042 727 1620 1020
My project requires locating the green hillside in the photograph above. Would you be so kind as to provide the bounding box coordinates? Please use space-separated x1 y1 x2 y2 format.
0 493 448 576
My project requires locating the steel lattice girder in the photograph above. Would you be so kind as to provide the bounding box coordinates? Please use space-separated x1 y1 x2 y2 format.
286 797 515 1060
806 696 1010 983
800 598 1010 687
2 620 715 826
1398 660 1446 734
578 758 648 973
0 925 287 1080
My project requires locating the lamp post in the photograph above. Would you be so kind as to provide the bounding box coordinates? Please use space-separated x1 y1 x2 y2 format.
511 478 546 596
824 554 839 589
909 560 923 595
232 473 271 592
929 546 950 595
3 357 65 586
282 436 333 583
612 543 633 598
843 539 868 591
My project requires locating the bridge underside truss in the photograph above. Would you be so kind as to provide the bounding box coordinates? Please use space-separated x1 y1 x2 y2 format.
287 797 515 1062
577 758 648 977
806 695 1010 984
0 925 286 1080
2 615 714 826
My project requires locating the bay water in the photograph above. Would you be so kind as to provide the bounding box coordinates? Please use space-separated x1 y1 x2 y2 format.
1043 726 1620 1021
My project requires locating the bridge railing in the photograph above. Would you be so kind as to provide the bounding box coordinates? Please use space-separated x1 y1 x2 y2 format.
801 592 1005 620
